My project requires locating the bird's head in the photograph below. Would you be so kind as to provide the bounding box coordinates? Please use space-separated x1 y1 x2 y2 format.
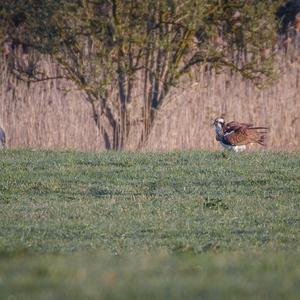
213 117 225 129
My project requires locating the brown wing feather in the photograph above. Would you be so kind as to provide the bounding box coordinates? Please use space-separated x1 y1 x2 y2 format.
223 126 268 146
224 121 253 134
223 127 251 145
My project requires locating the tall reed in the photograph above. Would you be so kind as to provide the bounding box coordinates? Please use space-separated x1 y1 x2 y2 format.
0 46 299 152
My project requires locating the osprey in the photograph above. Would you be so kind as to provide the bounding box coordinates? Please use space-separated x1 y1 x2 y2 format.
213 117 268 152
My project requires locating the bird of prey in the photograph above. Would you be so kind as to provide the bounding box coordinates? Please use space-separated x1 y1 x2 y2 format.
213 117 268 152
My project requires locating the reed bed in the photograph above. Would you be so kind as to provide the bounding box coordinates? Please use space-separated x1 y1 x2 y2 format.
0 45 299 152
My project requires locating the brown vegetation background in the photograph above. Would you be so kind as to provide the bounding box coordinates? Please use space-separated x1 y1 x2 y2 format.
0 45 299 152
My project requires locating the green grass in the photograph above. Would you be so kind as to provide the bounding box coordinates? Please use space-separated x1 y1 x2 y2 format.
0 149 299 299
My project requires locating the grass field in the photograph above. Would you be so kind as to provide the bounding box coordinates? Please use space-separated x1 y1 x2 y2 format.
0 150 299 299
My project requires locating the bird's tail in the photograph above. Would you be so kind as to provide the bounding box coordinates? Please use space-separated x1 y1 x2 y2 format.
248 127 269 146
249 126 269 130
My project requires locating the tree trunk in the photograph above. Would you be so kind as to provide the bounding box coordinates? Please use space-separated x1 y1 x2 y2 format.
90 99 122 150
119 105 126 149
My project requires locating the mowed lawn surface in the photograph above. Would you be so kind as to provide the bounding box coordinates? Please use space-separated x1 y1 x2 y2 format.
0 150 299 299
